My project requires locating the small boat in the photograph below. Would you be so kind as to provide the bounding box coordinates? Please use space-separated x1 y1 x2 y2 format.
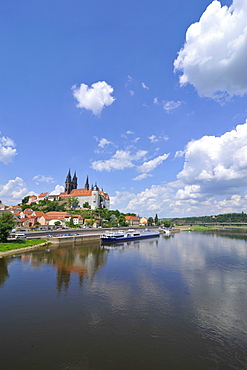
159 227 170 235
101 229 160 243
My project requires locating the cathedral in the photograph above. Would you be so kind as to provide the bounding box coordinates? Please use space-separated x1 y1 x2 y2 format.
61 170 110 210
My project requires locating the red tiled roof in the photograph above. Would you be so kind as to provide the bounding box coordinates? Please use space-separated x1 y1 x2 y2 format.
125 216 139 221
38 192 48 198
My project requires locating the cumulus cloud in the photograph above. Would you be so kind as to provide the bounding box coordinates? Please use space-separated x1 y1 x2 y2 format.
33 175 55 184
0 136 17 164
174 150 185 158
110 190 135 207
177 121 247 194
91 149 147 172
137 153 170 173
72 81 115 115
0 177 28 204
49 185 64 195
174 0 247 100
132 173 153 181
163 100 183 112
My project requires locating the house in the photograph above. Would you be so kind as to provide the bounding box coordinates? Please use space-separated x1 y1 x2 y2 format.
139 217 148 226
0 200 6 210
39 211 83 226
27 195 37 204
125 215 140 226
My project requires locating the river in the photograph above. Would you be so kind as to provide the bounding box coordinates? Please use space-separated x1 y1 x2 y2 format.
0 230 247 369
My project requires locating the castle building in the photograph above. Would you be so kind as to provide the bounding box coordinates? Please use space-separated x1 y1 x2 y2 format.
60 171 110 210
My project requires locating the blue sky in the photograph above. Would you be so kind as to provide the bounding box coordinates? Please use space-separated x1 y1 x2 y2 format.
1 0 247 218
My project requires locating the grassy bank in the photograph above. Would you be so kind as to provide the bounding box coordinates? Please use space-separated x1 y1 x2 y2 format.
0 239 47 252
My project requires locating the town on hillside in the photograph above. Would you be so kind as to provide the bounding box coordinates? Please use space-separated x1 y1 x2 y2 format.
0 171 152 231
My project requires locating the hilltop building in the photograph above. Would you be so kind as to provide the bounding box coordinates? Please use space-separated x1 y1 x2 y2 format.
60 170 110 210
27 170 110 210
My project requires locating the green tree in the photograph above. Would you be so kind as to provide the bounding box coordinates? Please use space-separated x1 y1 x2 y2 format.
162 219 172 228
83 202 91 209
69 217 75 228
147 217 154 226
154 214 159 225
21 196 29 205
67 197 79 210
54 221 61 226
0 212 15 242
118 215 128 226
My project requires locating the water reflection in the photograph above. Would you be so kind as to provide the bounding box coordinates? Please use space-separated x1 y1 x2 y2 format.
1 231 247 369
0 258 9 287
20 241 108 292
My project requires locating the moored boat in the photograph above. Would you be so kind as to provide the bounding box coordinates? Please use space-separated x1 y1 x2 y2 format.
101 228 159 243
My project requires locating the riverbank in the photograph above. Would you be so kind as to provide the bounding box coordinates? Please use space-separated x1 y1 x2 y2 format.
0 239 49 258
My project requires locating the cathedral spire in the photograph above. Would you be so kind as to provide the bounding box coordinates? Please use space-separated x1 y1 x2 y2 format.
85 176 89 190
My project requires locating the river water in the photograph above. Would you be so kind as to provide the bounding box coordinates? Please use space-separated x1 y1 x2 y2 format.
1 231 247 369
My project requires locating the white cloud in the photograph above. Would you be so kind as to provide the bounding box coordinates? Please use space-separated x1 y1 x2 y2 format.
33 175 55 184
49 185 64 195
110 190 135 208
174 0 247 100
153 97 158 104
98 138 112 148
91 149 147 172
126 131 134 135
132 173 153 181
108 120 247 217
163 100 183 112
0 177 28 204
132 137 140 143
177 121 247 194
129 90 135 96
148 135 169 143
72 81 115 116
0 136 17 164
174 150 185 158
137 153 170 173
142 82 149 90
148 135 158 143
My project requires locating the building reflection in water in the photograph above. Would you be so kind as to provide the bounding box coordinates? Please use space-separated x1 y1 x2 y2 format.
19 242 109 293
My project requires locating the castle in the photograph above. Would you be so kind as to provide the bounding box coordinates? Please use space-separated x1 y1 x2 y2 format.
60 170 110 210
28 170 110 210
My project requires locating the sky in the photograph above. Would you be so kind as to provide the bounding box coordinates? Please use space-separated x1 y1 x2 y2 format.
1 0 247 218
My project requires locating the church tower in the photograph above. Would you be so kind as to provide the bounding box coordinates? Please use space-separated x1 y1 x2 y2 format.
85 176 89 190
65 169 72 194
72 171 77 190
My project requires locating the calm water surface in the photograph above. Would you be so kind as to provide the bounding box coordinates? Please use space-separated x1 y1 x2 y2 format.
1 231 247 369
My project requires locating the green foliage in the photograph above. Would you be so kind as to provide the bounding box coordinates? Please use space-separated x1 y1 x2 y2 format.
68 197 79 210
21 196 29 205
0 212 15 243
154 214 159 225
21 200 66 213
54 221 61 226
83 202 91 209
162 219 172 228
147 217 154 226
171 212 247 225
69 217 75 227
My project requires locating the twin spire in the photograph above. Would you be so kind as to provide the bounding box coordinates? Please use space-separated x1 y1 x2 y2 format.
65 170 97 194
